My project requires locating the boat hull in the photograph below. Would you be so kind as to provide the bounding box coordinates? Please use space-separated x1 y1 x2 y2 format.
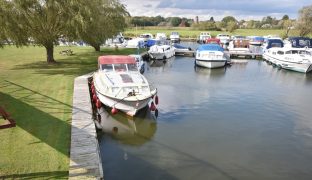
263 54 312 73
195 59 227 68
96 90 156 116
149 51 175 60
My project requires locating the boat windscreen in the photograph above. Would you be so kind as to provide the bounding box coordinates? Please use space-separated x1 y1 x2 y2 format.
101 64 113 72
128 63 138 71
114 64 127 72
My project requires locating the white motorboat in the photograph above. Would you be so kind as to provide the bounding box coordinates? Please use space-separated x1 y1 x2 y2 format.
139 33 154 42
172 43 194 56
228 36 250 55
126 38 145 48
263 48 312 73
216 34 231 49
92 55 157 116
155 33 167 40
148 44 175 60
170 32 180 43
128 54 145 74
197 32 211 44
195 44 228 68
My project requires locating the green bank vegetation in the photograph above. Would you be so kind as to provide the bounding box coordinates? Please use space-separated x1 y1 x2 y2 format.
124 26 302 38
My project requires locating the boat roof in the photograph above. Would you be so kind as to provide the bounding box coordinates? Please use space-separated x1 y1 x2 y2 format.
197 44 224 51
266 39 284 48
287 37 312 48
98 55 136 65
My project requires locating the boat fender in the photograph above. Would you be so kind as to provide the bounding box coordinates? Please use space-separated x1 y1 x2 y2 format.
150 102 156 111
111 107 118 114
96 99 102 109
155 95 159 105
92 94 97 102
91 88 95 95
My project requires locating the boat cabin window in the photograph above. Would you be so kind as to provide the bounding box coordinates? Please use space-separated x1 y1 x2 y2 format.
299 50 311 55
277 51 284 55
271 43 282 48
101 64 113 72
127 63 138 71
285 51 291 54
291 50 298 54
299 39 310 47
114 64 127 72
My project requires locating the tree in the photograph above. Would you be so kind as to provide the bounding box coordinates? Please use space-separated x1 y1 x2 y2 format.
220 16 237 31
281 19 293 38
226 21 238 32
170 17 182 27
0 0 75 63
282 15 289 21
0 0 128 63
73 0 129 51
221 16 237 24
209 17 215 22
296 5 312 36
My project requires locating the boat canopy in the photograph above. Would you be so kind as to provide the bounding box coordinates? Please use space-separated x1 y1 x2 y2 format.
252 36 264 42
173 43 188 49
267 39 284 49
288 37 312 48
197 44 224 52
98 56 136 65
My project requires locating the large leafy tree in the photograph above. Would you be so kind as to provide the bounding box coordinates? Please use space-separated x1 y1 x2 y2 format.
0 0 128 63
0 0 73 63
296 4 312 36
73 0 129 51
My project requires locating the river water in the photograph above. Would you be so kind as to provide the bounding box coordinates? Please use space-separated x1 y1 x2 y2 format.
98 45 312 180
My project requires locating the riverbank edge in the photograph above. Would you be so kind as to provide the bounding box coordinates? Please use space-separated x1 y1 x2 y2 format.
69 73 103 179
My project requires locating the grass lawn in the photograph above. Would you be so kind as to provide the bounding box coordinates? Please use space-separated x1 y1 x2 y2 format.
124 26 302 38
0 45 142 179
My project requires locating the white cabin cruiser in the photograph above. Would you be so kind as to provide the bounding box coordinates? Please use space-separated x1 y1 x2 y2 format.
148 44 175 60
92 55 157 116
195 44 228 68
197 32 211 44
263 48 312 73
170 32 180 43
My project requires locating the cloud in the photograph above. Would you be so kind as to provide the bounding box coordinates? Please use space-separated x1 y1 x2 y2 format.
120 0 312 20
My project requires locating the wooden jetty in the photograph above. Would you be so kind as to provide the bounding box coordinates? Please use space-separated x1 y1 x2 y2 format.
69 74 103 179
225 51 263 59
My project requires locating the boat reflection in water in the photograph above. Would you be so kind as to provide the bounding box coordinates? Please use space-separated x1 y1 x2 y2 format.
194 65 226 79
97 106 157 146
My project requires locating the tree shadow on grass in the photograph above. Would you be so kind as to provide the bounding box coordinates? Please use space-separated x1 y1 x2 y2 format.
0 91 71 156
0 171 68 179
12 48 141 77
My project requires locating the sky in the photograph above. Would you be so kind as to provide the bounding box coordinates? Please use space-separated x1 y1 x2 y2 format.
119 0 311 21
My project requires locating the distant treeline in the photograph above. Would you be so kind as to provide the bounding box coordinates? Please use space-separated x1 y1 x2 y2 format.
127 15 294 32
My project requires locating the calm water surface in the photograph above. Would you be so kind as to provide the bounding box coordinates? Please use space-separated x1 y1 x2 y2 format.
98 45 312 180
